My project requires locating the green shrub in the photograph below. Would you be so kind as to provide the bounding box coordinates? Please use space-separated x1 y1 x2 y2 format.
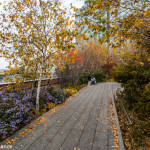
113 52 150 148
79 72 88 84
75 84 86 91
113 56 150 110
46 86 55 95
92 72 106 82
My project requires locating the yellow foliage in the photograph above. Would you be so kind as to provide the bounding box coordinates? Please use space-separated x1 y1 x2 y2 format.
60 65 66 72
110 78 115 82
139 62 144 66
145 83 150 92
65 22 68 26
41 108 46 114
66 88 77 96
84 31 87 34
47 102 56 110
144 7 150 17
38 112 41 116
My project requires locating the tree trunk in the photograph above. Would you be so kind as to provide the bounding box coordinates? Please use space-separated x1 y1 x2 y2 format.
107 11 111 54
36 59 44 115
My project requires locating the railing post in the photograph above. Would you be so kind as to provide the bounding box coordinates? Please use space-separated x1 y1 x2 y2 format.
34 80 37 88
47 79 49 85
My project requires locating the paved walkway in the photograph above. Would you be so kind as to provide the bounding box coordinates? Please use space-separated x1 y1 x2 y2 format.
1 82 121 150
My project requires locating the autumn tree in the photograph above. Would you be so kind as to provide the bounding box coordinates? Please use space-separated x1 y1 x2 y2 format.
110 2 150 147
55 48 83 84
76 0 149 48
77 38 119 75
0 0 76 114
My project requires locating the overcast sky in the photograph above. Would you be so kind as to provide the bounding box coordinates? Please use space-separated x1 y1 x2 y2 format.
0 0 85 69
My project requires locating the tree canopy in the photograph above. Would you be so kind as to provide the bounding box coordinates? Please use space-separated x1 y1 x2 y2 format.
76 0 150 48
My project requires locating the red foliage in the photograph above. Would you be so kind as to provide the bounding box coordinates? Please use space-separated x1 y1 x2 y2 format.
57 48 83 66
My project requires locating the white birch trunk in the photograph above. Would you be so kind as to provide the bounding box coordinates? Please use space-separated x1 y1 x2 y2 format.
36 2 47 115
36 58 44 115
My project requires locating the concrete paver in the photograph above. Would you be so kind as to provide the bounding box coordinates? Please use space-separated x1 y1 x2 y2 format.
1 82 121 150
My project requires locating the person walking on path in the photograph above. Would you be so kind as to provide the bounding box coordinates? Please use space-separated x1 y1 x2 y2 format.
87 74 91 86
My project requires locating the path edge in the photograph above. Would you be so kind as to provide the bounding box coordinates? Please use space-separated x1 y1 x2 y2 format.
0 86 88 146
112 90 125 150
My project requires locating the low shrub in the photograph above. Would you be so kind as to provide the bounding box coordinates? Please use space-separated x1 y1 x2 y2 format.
92 72 106 82
113 52 150 148
0 84 84 141
75 84 86 91
115 98 150 149
47 86 66 104
79 72 88 84
0 86 66 141
79 72 106 84
66 88 77 97
0 89 34 140
47 102 56 110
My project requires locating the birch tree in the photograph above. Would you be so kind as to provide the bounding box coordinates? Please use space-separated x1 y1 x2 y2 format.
0 0 76 114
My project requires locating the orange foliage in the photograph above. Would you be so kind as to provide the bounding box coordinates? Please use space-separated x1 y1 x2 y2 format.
56 48 83 71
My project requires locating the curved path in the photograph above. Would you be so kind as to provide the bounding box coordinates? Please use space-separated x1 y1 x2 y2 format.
1 82 122 150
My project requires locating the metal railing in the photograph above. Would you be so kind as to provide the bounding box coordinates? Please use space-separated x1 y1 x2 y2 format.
112 90 125 150
114 88 133 149
0 76 79 90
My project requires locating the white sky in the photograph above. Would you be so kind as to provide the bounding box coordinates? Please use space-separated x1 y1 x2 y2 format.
63 0 84 8
0 0 85 69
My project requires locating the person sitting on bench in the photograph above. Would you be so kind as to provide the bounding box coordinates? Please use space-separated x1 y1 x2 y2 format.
91 77 96 84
